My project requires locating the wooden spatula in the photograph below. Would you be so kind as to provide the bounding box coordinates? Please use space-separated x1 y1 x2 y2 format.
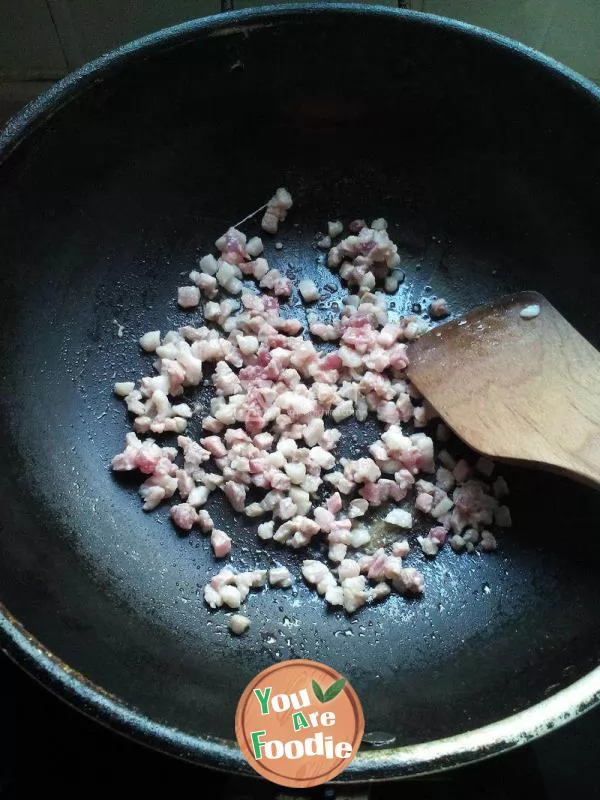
406 291 600 486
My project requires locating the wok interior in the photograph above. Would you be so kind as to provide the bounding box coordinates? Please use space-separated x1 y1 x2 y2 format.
1 8 600 767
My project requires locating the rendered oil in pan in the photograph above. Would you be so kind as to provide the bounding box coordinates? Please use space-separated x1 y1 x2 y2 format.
0 5 599 781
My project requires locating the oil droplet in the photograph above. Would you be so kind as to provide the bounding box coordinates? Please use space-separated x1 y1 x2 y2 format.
363 731 397 747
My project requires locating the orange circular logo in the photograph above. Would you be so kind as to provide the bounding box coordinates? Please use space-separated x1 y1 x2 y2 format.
235 659 364 787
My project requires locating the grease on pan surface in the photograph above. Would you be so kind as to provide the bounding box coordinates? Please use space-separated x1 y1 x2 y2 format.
110 189 511 632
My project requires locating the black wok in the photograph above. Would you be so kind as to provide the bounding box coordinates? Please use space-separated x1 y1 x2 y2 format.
1 4 600 781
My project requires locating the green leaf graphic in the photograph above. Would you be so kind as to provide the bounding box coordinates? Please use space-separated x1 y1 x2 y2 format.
323 678 346 702
312 679 325 703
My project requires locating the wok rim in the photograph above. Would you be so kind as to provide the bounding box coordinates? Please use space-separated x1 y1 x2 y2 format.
1 3 600 781
3 600 600 780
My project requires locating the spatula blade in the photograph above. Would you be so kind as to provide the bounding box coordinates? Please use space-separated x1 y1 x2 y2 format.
407 291 600 486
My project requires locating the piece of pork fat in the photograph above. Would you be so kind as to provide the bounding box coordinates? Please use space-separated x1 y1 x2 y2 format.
326 225 400 289
112 195 510 621
370 582 391 602
229 614 251 635
269 566 294 588
261 187 293 234
211 529 232 558
301 560 337 595
299 279 320 303
170 503 199 531
392 568 425 595
340 576 369 613
429 298 449 319
203 567 267 627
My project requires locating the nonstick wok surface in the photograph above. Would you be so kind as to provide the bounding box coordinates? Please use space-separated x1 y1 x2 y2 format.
1 5 600 779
